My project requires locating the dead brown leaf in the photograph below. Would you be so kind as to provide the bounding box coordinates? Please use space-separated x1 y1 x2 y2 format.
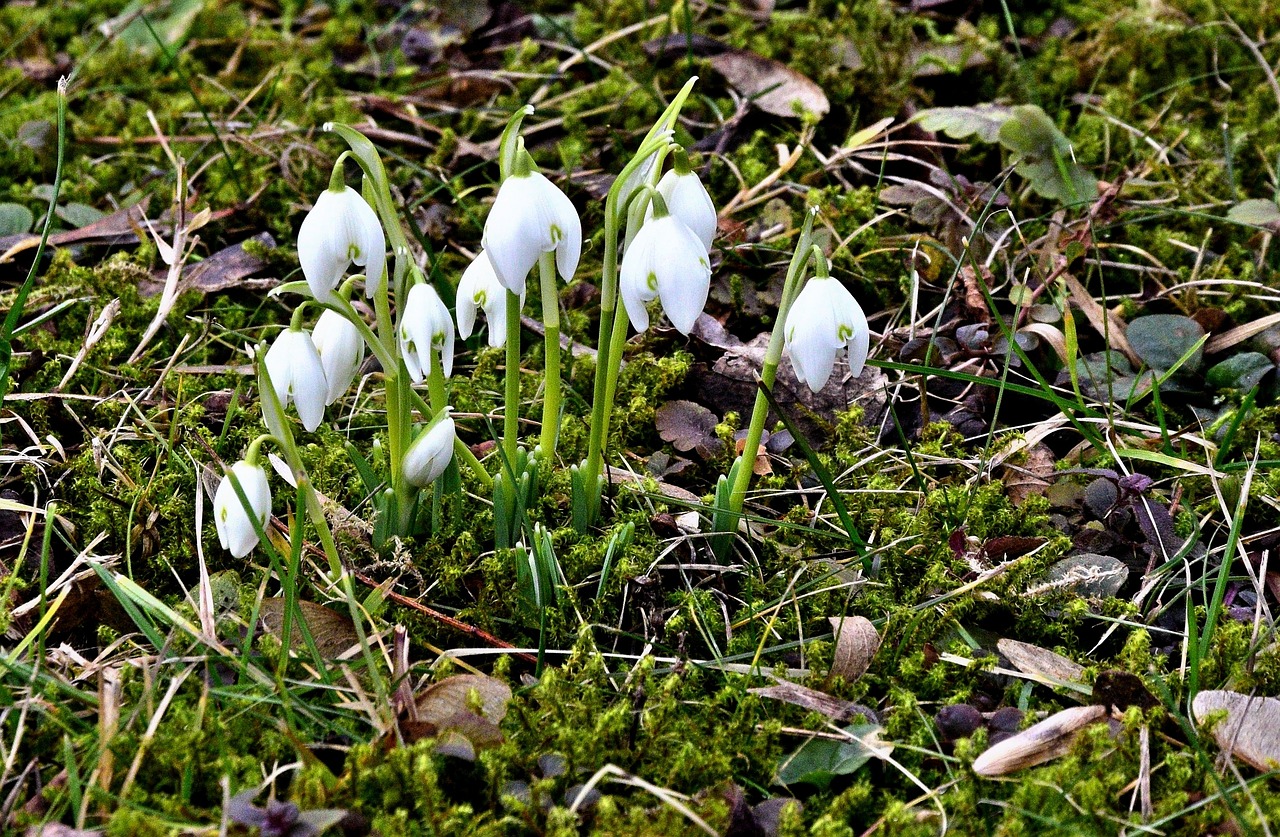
656 400 723 458
973 704 1109 776
1192 690 1280 772
258 598 359 658
749 681 879 723
709 49 829 119
140 233 276 297
997 638 1086 688
1003 443 1055 506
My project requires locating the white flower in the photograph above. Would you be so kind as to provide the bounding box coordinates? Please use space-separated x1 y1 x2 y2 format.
481 171 581 295
783 276 870 392
653 169 716 251
213 460 271 558
264 328 329 432
297 186 387 303
402 413 456 487
399 283 454 383
620 214 710 335
457 250 521 348
312 308 364 405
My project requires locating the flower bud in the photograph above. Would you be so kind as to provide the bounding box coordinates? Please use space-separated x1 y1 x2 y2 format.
403 413 456 487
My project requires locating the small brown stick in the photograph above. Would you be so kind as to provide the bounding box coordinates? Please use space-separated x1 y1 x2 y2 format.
350 570 537 665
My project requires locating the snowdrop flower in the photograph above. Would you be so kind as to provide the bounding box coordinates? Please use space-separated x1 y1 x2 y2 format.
402 412 456 487
399 282 454 383
457 250 521 348
297 186 387 303
783 276 869 392
213 460 271 558
311 308 364 405
652 167 716 251
481 170 581 295
620 211 711 335
264 327 329 432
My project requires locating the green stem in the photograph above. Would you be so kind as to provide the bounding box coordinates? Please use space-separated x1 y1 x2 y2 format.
538 252 562 459
726 212 819 517
504 289 522 464
581 192 623 524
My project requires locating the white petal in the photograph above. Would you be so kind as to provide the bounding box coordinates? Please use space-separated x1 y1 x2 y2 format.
297 187 385 304
403 415 456 487
657 170 716 251
290 332 329 431
619 226 660 333
297 190 348 303
313 309 364 405
542 178 582 282
455 263 481 340
482 177 541 294
785 282 841 392
846 296 870 377
263 330 296 411
652 217 711 335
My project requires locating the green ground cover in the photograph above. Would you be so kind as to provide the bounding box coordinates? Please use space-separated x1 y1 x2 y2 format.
3 0 1280 834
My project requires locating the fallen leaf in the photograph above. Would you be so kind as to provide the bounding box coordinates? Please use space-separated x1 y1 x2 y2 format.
997 638 1086 687
750 681 879 723
141 232 276 296
973 704 1109 776
0 198 155 263
403 674 513 757
655 400 723 458
1003 443 1054 506
1192 690 1280 771
829 616 879 682
709 49 829 119
258 598 360 658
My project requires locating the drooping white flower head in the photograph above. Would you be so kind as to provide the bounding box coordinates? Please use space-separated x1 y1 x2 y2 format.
263 327 329 432
620 213 711 335
312 308 364 405
297 186 387 303
399 282 455 383
481 171 581 295
457 250 521 348
783 276 870 392
213 460 271 558
653 168 716 252
402 413 456 488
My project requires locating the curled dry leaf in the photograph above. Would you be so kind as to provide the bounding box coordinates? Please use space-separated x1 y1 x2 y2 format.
258 598 359 658
829 616 879 682
709 49 829 119
404 674 514 758
973 704 1108 777
997 638 1086 688
750 680 879 724
1192 690 1280 772
1002 442 1055 506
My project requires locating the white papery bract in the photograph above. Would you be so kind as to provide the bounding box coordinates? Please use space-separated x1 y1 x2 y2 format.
457 250 521 348
399 283 455 383
654 169 716 251
481 172 581 295
620 214 711 335
312 308 364 405
213 460 271 558
297 186 387 303
264 328 329 432
783 276 869 392
403 413 456 487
